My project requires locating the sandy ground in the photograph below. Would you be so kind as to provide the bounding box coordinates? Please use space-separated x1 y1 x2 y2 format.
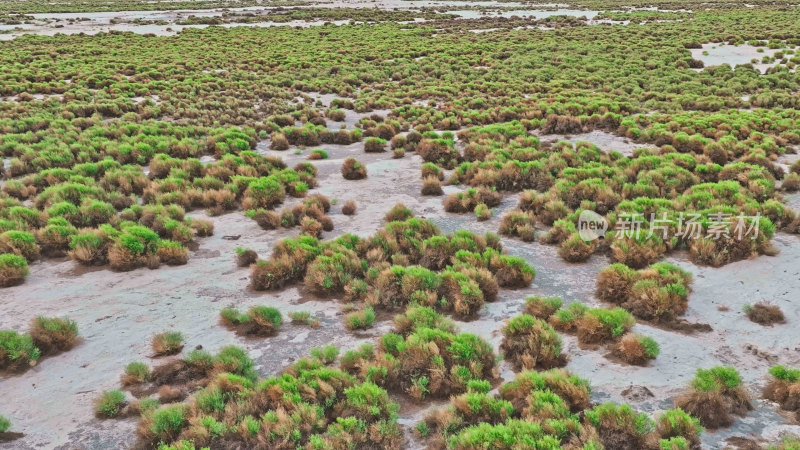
2 130 800 449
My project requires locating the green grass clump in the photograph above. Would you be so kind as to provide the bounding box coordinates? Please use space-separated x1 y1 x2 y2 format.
221 305 282 336
500 314 565 371
0 253 29 287
289 310 311 324
344 306 375 331
149 404 187 439
310 345 339 364
769 365 800 382
0 330 41 369
123 361 151 384
96 389 127 418
0 415 10 433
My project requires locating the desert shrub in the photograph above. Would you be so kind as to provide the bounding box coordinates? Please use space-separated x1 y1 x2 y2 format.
385 203 413 222
613 333 659 365
0 330 40 370
585 402 654 450
235 247 258 267
675 366 752 429
0 415 10 434
341 157 367 180
345 306 376 331
0 254 29 287
744 302 785 325
152 331 184 356
96 389 127 418
500 314 566 371
524 296 563 320
29 316 79 354
341 200 357 215
576 307 635 344
655 408 703 449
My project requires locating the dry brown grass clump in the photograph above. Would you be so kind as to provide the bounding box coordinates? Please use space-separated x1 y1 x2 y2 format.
675 366 752 429
188 218 214 237
595 263 638 303
300 216 323 238
783 173 800 192
744 302 785 326
341 157 367 180
421 176 444 196
269 132 290 150
29 316 80 355
151 331 184 356
611 237 667 269
612 333 659 366
558 233 596 263
763 366 800 418
155 241 188 266
249 209 281 229
235 247 258 267
499 209 536 242
524 296 563 320
342 199 357 215
500 314 567 371
385 203 414 222
444 188 501 213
